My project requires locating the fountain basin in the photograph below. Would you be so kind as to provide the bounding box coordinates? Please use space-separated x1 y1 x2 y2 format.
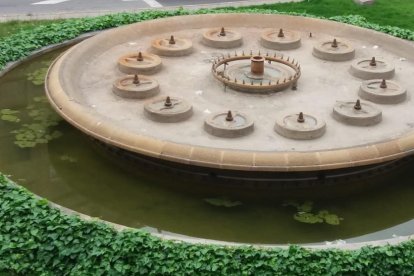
45 13 414 174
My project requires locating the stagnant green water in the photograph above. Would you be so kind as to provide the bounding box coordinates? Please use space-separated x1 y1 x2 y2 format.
1 48 414 244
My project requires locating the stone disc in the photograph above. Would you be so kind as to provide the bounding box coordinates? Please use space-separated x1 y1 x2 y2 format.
151 37 193 57
204 111 254 138
112 75 159 99
359 79 407 104
274 113 326 140
312 39 355 61
202 28 243 49
350 57 395 79
144 96 193 123
333 100 382 126
260 29 301 50
117 52 162 75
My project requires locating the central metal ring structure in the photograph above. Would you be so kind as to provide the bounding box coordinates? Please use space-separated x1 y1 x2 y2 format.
211 51 301 93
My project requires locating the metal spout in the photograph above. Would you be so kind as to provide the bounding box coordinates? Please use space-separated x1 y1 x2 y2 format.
169 35 176 45
297 112 305 123
164 96 173 107
354 99 362 110
225 110 234 121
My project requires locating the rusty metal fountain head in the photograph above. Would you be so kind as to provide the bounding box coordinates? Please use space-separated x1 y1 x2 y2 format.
354 99 362 110
380 79 387 88
278 28 285 38
169 35 176 45
164 96 172 107
297 112 305 123
219 27 226 37
133 74 140 84
370 57 377 67
225 110 234 121
137 51 144 62
331 38 338 48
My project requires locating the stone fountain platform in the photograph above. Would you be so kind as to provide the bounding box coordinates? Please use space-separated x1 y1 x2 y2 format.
46 14 414 172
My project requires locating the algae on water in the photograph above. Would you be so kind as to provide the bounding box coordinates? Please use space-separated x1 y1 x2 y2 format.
204 197 242 208
26 61 51 86
1 109 20 123
2 96 62 148
60 155 78 163
283 200 343 225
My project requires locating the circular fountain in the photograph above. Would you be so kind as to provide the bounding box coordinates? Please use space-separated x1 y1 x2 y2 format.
260 28 301 50
3 12 414 247
359 79 407 104
112 74 160 99
45 13 414 181
204 110 254 138
144 96 193 123
313 38 355 61
202 27 243 48
333 99 382 126
117 51 162 74
274 112 326 140
350 57 395 79
151 35 193 56
211 51 300 93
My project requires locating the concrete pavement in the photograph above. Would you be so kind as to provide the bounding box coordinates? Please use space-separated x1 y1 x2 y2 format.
0 0 302 21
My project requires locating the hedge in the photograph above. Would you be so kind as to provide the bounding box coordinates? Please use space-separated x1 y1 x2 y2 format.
1 8 414 275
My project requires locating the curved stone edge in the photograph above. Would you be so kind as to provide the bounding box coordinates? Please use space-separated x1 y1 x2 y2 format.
45 14 414 172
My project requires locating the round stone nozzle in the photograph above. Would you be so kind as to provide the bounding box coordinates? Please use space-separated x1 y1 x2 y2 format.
225 110 234 121
278 28 285 38
297 112 305 123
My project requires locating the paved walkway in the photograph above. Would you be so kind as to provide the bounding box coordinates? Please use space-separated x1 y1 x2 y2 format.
0 0 302 21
